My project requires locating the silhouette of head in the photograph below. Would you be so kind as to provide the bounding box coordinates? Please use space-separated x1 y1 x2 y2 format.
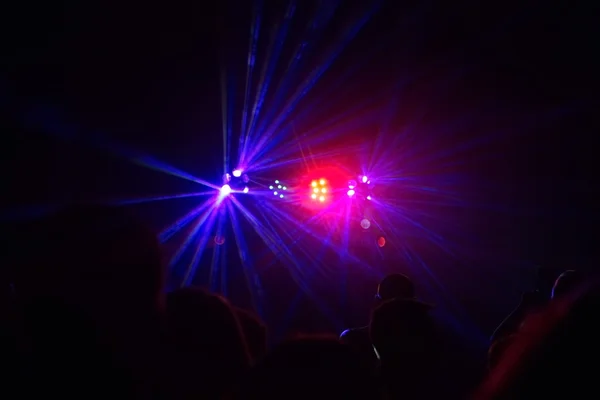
477 281 600 399
376 273 415 301
243 335 380 398
370 298 435 359
551 270 582 300
166 287 250 398
235 307 267 363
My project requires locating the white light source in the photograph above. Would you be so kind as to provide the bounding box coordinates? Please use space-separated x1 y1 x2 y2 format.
220 184 232 196
361 175 368 183
232 169 242 178
243 186 249 193
347 189 355 197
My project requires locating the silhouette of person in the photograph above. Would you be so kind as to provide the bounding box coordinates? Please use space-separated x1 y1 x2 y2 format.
340 273 416 366
551 270 582 300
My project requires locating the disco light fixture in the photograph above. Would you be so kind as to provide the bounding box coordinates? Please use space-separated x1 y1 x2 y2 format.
310 178 329 202
349 175 374 201
223 169 250 193
270 179 287 198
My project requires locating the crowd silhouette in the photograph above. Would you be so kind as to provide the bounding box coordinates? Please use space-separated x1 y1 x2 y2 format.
1 205 597 399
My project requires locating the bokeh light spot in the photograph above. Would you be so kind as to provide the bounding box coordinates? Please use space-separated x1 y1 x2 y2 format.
360 218 371 229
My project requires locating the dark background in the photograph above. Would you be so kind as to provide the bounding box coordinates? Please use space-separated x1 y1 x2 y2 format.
1 0 598 340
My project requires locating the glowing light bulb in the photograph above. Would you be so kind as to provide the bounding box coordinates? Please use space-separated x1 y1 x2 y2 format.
319 195 325 202
232 169 242 178
220 184 232 196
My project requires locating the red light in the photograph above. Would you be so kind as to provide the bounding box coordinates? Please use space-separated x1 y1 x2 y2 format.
377 237 386 247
